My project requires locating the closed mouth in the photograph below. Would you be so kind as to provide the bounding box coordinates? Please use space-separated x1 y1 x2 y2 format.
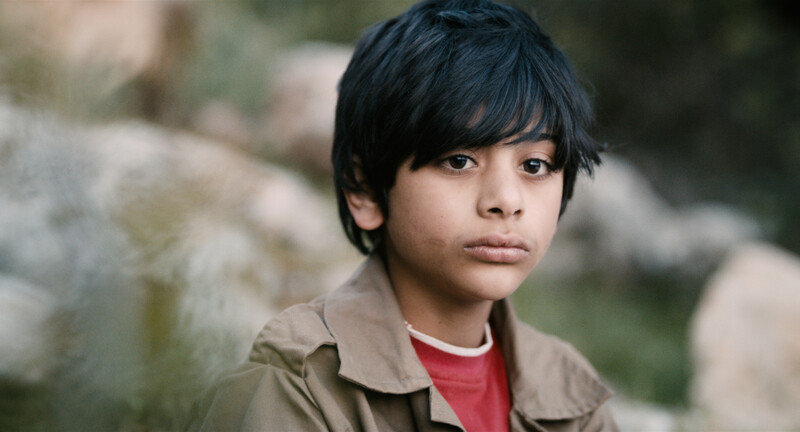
463 234 530 263
464 234 529 251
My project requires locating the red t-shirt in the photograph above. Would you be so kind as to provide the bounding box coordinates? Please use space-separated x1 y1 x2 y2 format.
409 328 510 431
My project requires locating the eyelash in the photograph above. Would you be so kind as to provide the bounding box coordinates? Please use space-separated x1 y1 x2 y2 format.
438 154 555 178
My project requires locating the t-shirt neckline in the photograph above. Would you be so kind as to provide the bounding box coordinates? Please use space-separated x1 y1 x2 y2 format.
405 321 493 357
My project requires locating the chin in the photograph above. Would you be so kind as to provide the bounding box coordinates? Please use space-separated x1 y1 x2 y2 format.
460 265 528 301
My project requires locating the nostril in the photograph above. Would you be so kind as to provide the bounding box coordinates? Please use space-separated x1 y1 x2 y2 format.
489 207 502 214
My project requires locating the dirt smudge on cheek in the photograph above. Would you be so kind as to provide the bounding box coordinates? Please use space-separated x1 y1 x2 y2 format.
424 237 447 248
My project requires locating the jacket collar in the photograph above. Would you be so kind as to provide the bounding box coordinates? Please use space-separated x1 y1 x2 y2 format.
323 254 432 394
491 300 613 423
324 254 612 424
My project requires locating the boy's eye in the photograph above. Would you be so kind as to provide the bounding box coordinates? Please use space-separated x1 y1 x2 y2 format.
521 159 553 175
444 155 475 170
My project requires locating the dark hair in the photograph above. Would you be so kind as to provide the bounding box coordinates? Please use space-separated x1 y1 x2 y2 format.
332 0 602 255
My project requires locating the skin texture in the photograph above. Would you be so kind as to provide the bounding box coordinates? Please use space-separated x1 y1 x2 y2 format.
345 137 563 348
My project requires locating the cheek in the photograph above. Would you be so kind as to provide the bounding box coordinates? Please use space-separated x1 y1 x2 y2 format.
385 182 460 251
544 174 565 223
529 180 564 256
389 194 448 240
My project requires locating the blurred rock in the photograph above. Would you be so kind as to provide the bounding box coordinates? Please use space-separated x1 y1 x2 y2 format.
0 0 193 119
540 155 762 281
690 242 800 431
0 101 360 431
260 43 352 173
0 276 58 385
191 100 254 147
610 397 678 432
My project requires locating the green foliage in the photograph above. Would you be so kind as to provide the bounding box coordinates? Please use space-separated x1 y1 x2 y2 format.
0 381 48 432
513 274 700 407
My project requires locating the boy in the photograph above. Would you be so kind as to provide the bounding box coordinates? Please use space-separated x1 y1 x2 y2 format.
187 0 617 430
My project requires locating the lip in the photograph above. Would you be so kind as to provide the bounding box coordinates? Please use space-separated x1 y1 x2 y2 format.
463 234 530 264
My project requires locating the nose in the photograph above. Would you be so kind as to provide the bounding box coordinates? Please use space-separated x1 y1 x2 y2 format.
477 167 524 219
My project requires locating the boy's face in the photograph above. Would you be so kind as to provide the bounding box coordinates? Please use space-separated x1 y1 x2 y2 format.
346 134 563 311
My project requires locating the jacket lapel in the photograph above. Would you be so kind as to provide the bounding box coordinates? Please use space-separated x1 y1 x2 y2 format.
491 300 613 426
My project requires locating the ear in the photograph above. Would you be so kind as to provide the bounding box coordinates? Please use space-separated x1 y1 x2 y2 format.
343 163 384 231
344 188 384 231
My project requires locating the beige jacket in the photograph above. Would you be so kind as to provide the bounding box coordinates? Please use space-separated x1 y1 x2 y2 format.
185 255 617 432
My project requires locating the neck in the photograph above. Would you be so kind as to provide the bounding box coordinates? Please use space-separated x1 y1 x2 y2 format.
392 283 494 348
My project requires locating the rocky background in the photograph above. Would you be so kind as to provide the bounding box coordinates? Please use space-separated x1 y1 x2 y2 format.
0 1 797 431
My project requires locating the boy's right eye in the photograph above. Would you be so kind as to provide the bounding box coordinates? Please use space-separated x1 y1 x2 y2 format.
443 155 475 170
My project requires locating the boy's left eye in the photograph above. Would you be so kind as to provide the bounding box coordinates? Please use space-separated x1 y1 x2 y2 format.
521 159 553 175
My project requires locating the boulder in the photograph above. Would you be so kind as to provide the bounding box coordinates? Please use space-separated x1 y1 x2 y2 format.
0 276 58 385
689 242 800 431
609 397 679 432
0 101 360 431
0 0 193 119
260 43 352 173
191 100 254 147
